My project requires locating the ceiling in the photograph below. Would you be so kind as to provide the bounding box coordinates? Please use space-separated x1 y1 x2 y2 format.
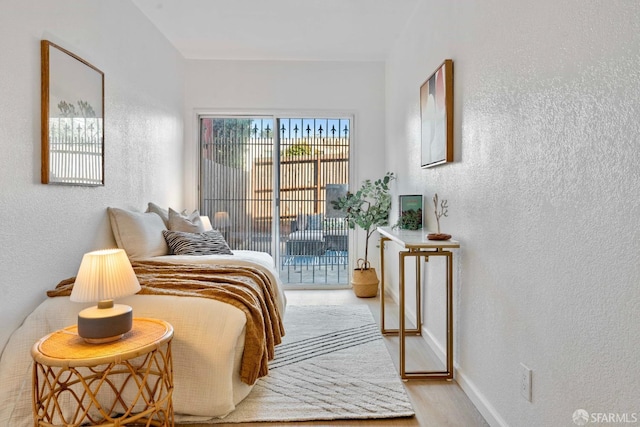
131 0 419 61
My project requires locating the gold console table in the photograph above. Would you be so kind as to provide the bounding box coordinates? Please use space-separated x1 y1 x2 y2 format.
377 226 459 380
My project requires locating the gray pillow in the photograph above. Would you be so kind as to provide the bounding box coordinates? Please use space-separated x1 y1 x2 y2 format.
162 229 233 256
146 202 188 227
146 202 170 226
168 208 205 233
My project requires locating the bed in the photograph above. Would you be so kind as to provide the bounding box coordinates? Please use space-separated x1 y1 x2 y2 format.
0 205 287 426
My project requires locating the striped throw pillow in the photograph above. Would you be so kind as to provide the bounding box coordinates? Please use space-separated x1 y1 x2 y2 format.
162 229 233 256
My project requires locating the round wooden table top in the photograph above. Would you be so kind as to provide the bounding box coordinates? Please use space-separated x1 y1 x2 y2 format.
31 317 173 367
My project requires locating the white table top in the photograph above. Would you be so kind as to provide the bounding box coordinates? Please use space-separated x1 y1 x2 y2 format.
377 226 460 249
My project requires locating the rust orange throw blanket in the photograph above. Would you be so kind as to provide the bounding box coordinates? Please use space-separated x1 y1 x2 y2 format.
47 260 285 385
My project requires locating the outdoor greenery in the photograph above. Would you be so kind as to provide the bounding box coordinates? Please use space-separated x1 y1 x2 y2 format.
57 100 96 118
204 118 253 168
331 172 395 267
285 143 313 156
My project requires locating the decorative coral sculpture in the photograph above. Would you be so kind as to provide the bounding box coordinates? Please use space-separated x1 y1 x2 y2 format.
427 193 451 240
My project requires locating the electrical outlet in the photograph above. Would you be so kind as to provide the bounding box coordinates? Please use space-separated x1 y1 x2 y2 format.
520 363 532 402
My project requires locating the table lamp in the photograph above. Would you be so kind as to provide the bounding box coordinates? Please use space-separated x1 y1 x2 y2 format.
213 211 230 229
70 248 141 343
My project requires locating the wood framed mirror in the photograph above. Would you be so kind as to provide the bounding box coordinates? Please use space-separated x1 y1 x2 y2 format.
41 40 104 185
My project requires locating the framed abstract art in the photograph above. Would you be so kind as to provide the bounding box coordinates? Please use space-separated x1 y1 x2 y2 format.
420 59 453 168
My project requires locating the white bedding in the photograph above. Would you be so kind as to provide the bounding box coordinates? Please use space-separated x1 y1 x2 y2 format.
0 250 286 426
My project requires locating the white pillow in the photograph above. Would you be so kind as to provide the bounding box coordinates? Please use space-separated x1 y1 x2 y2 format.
107 207 169 259
168 208 205 233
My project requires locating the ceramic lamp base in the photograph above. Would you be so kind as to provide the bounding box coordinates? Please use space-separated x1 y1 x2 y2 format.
77 303 133 344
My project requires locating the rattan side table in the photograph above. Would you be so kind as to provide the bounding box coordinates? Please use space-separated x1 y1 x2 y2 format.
31 317 174 427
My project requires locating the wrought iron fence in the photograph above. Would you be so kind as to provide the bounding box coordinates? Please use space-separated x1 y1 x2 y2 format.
48 117 103 185
200 117 350 285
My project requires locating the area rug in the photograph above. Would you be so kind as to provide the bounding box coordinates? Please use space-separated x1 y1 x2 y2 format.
207 305 415 424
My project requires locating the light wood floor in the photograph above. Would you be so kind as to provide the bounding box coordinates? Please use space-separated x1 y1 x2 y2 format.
179 289 488 427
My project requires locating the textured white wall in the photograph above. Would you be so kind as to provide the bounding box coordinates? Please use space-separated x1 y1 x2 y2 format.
0 1 184 352
183 60 387 265
386 0 640 425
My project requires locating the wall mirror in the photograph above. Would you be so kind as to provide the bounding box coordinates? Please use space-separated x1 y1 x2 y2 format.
41 40 104 186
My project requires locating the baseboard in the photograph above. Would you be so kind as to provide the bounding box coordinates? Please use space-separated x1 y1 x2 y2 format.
453 367 510 427
420 329 508 427
384 287 508 427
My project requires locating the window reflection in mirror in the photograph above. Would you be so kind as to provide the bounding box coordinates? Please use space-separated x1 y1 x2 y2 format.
41 40 104 186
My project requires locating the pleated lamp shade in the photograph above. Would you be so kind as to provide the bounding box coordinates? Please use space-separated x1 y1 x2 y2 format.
71 248 140 302
70 249 141 343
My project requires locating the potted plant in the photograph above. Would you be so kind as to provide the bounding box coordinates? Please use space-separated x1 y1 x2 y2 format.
332 172 395 297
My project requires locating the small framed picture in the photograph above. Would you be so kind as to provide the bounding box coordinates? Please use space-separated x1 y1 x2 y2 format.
398 195 423 230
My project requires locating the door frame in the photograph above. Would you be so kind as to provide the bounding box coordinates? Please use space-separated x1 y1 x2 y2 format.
191 109 357 286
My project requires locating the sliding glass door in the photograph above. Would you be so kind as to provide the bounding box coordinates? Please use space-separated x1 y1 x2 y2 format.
199 115 350 287
200 116 274 253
